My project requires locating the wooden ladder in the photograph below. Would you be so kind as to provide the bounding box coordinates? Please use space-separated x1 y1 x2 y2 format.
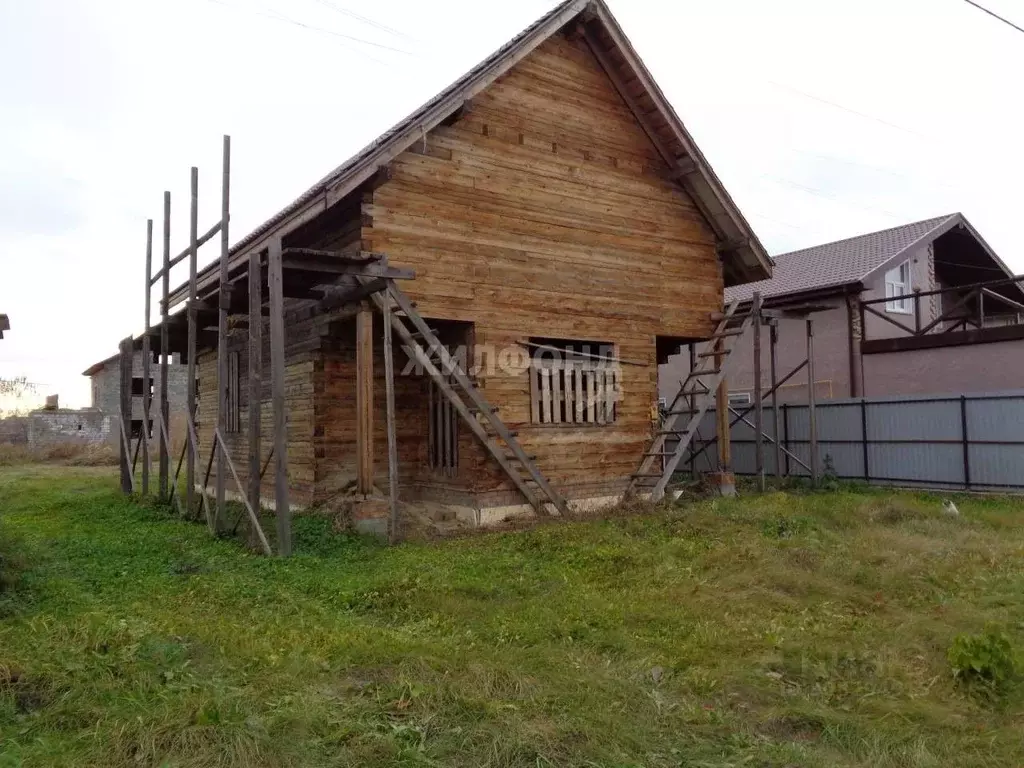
627 300 752 501
369 282 570 517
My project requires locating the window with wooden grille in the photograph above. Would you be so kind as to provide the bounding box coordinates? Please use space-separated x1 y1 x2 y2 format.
428 357 459 476
529 339 619 426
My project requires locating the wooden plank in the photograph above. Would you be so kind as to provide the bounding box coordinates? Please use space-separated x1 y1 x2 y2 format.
574 366 584 423
189 416 215 532
551 361 562 424
529 362 540 424
588 370 596 424
186 166 198 519
541 367 552 423
268 239 291 557
215 427 273 556
248 250 263 515
382 281 400 543
159 192 171 500
142 219 153 496
118 337 133 494
752 292 764 491
355 305 374 494
215 137 230 532
715 336 731 475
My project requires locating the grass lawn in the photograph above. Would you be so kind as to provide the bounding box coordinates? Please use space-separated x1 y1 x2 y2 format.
1 465 1024 767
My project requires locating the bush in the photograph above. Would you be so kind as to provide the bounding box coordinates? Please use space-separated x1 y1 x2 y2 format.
0 442 117 467
948 627 1017 694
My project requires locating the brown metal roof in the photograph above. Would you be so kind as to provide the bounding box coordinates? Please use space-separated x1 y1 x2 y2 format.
726 214 978 304
167 0 771 308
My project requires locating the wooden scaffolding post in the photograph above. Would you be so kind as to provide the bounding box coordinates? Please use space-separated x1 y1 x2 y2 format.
769 321 782 480
215 135 231 532
688 343 698 477
381 282 400 543
118 336 133 494
159 192 171 500
355 304 375 495
752 292 765 491
807 318 819 488
186 167 199 518
142 219 153 496
247 251 262 518
268 239 291 556
714 335 732 488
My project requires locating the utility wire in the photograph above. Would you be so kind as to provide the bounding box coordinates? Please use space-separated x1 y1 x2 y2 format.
767 80 923 137
308 0 417 41
962 0 1024 35
205 0 414 57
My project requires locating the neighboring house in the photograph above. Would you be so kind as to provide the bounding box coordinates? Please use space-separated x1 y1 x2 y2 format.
0 314 9 339
661 213 1024 403
152 0 771 519
82 351 189 439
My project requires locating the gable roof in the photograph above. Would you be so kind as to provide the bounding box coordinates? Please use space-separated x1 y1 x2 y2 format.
725 213 1013 304
169 0 770 307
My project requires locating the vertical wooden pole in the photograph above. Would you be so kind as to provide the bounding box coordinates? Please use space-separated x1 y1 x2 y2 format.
142 219 153 496
688 343 697 477
715 338 731 477
119 337 133 494
382 283 400 543
807 318 819 488
769 321 782 480
248 251 263 518
356 305 375 495
752 292 765 491
186 167 199 518
159 192 171 500
268 240 291 556
215 136 231 532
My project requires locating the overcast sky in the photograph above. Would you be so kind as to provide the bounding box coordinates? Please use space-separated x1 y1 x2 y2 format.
1 0 1023 408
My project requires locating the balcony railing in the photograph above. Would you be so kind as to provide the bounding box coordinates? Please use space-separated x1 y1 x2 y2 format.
860 275 1024 343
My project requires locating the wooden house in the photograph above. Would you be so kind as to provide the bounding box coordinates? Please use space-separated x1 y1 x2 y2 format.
152 0 771 535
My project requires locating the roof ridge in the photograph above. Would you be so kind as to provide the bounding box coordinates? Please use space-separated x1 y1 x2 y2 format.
772 213 960 261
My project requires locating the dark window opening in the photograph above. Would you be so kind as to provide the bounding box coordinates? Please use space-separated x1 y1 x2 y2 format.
131 377 153 397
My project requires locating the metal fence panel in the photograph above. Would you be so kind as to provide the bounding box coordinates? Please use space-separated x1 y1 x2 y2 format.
673 391 1024 491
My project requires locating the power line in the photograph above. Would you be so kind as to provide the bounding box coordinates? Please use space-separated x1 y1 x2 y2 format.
308 0 417 42
205 0 414 59
759 174 905 220
962 0 1024 35
766 80 923 138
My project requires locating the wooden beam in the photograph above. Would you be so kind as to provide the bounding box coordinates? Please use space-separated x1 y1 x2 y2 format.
382 282 400 544
752 292 764 491
150 220 222 285
715 337 731 475
355 304 375 496
280 256 415 280
316 278 388 311
268 239 291 557
159 192 171 500
215 136 231 532
186 166 198 518
142 219 153 496
248 250 263 522
118 337 133 495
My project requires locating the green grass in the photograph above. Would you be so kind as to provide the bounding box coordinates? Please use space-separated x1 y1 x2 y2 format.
1 466 1024 767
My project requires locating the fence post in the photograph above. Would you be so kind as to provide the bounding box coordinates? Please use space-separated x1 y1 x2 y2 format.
861 398 870 482
782 402 790 477
960 395 971 490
